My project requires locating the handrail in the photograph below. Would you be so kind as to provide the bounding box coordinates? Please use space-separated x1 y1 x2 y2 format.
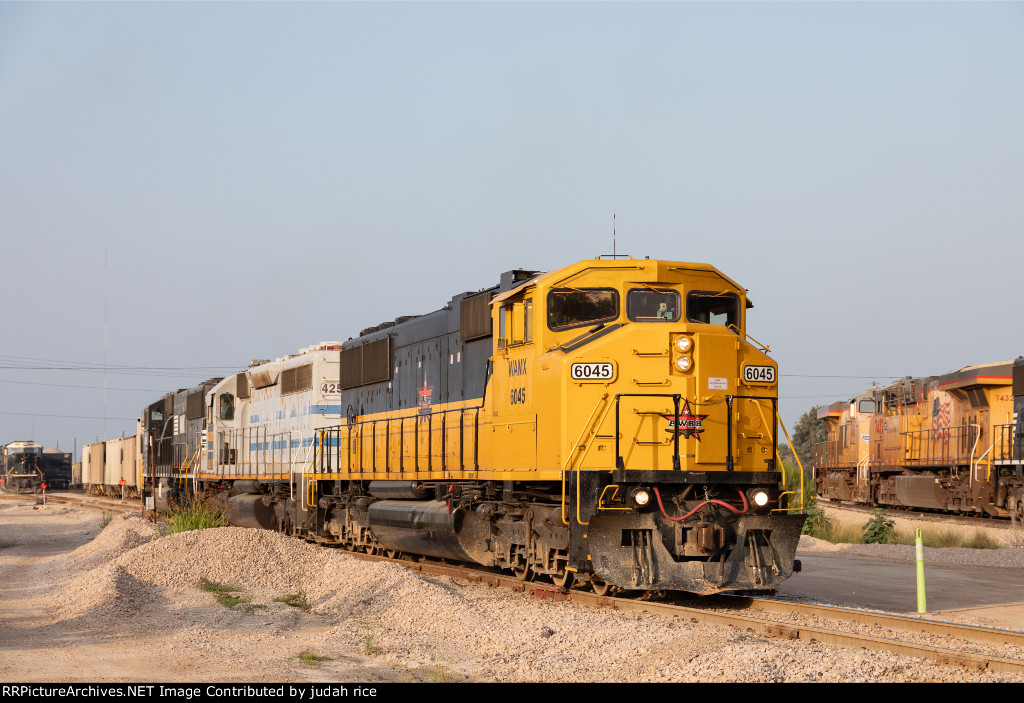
549 264 643 290
562 393 610 473
773 490 796 513
973 438 994 486
775 411 804 511
173 442 193 492
316 403 484 479
306 472 317 509
963 424 981 482
727 324 771 353
898 423 979 466
561 393 611 526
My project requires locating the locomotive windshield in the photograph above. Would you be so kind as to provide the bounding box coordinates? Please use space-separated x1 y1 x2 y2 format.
627 288 679 322
547 288 618 330
687 291 740 328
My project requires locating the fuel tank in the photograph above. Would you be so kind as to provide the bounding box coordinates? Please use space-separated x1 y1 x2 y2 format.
368 499 479 562
367 481 432 500
227 494 277 530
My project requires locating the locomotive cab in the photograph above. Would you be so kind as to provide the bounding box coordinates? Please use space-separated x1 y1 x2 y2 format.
488 258 802 593
1 441 46 493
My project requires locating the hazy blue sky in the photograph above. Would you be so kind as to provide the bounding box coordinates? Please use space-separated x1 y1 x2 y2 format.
1 1 1022 457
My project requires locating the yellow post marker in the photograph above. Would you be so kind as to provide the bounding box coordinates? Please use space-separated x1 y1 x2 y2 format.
916 527 926 613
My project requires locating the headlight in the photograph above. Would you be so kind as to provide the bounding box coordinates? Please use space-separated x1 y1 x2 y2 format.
630 488 651 508
675 356 692 372
751 490 770 508
675 337 692 353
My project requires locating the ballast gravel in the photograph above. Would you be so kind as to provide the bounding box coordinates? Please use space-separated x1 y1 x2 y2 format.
2 501 1024 683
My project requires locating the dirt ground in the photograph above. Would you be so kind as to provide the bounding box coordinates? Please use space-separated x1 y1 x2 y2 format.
2 497 1023 684
0 500 414 683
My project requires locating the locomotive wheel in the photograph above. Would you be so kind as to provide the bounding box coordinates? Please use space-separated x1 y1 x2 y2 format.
512 555 533 582
551 569 574 589
590 577 613 597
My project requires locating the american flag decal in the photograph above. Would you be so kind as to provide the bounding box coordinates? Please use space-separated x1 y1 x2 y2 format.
932 396 951 445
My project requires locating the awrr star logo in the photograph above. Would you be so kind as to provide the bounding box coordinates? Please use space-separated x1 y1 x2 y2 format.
663 401 707 441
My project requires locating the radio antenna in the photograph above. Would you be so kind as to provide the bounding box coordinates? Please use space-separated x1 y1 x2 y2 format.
104 244 108 442
601 207 627 259
613 209 616 258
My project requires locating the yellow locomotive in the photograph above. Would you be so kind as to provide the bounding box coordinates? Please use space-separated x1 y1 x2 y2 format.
174 257 803 594
815 359 1024 517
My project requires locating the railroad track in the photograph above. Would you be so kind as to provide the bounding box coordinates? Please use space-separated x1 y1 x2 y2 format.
0 491 141 512
354 552 1024 675
825 500 1020 531
14 491 1024 675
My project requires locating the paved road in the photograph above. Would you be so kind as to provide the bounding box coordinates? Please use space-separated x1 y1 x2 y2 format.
779 551 1024 631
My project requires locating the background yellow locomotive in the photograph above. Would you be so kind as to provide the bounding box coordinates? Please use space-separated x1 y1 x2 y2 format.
184 257 803 595
815 359 1024 517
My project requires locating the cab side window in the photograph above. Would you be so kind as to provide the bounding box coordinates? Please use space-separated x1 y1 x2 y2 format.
501 298 534 347
219 394 235 421
547 288 618 331
687 291 739 328
627 289 679 322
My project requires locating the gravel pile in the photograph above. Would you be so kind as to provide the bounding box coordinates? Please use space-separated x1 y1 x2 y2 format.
32 511 1024 683
62 512 157 572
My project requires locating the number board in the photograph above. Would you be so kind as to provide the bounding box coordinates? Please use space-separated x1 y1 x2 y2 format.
570 362 615 381
742 364 776 384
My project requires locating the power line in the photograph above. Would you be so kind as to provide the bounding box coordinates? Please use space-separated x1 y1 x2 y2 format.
780 374 904 379
0 366 230 379
0 379 167 392
0 411 137 421
0 352 235 369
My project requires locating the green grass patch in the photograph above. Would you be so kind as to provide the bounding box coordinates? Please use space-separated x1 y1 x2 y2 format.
295 651 330 666
861 508 896 544
802 507 1002 550
891 527 1000 549
800 497 831 536
364 628 382 655
100 511 115 529
198 579 251 608
274 592 310 610
780 461 816 513
163 500 229 534
805 519 862 544
425 665 456 683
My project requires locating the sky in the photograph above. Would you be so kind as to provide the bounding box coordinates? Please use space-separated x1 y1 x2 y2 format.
1 1 1022 459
